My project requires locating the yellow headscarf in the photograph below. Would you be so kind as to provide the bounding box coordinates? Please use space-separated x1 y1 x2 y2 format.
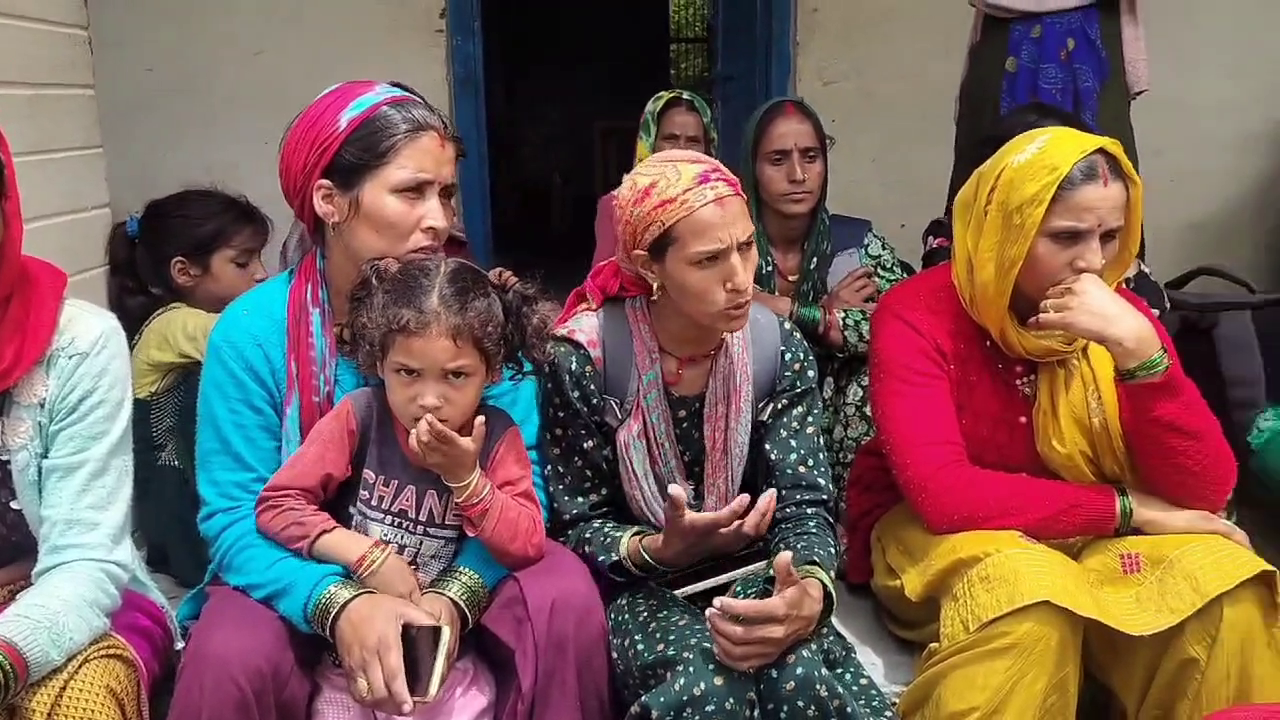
951 126 1143 487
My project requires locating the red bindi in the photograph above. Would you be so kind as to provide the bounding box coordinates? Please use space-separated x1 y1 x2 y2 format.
1099 160 1111 187
782 101 802 116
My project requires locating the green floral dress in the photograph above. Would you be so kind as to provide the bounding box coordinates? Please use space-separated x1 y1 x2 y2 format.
743 98 912 519
543 317 897 720
756 226 910 516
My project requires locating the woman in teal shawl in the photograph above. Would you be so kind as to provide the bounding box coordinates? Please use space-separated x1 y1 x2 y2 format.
745 97 912 516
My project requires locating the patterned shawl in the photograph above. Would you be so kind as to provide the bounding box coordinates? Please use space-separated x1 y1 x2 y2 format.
556 150 754 526
277 81 420 456
951 126 1142 486
744 97 832 305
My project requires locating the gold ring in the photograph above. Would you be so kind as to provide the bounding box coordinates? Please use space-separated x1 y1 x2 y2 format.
354 676 371 699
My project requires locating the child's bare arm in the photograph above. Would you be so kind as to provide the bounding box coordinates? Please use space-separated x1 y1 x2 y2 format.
310 527 379 569
310 529 421 601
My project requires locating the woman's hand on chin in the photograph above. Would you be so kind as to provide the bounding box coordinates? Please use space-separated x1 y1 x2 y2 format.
704 551 824 672
333 592 437 715
1026 273 1161 366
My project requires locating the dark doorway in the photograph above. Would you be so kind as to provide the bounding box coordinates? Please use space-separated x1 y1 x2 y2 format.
450 0 793 292
480 2 711 297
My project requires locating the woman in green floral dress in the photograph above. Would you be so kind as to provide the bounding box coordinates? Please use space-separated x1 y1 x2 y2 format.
544 148 896 719
745 97 913 516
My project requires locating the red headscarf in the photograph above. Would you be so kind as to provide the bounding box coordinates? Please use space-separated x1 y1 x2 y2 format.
0 127 68 392
557 149 745 326
278 81 421 452
278 81 420 233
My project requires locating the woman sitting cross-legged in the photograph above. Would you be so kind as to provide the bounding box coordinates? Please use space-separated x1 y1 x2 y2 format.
844 126 1280 718
544 148 897 719
0 126 177 719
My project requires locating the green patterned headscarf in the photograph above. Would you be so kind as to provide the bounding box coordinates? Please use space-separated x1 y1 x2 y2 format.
743 97 832 304
634 90 716 165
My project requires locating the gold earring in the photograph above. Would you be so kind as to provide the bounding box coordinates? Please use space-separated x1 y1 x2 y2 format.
650 280 662 301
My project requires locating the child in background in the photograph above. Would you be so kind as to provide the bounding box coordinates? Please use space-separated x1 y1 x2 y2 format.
255 255 551 720
105 188 271 592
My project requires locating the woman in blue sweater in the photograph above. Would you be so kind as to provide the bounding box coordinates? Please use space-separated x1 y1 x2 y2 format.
167 81 613 720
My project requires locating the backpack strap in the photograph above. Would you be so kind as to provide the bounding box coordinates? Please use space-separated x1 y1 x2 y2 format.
599 301 635 427
747 302 781 410
598 300 781 426
1211 311 1269 445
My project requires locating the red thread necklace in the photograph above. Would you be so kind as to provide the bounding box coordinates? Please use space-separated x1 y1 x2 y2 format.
657 336 725 387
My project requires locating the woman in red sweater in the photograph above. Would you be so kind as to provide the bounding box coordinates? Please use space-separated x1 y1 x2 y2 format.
845 126 1280 718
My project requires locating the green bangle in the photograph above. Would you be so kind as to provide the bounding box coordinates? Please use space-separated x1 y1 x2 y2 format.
791 303 824 336
1117 346 1171 382
0 650 20 706
1115 486 1135 535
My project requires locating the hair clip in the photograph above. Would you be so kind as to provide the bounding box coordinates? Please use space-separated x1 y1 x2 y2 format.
125 213 141 241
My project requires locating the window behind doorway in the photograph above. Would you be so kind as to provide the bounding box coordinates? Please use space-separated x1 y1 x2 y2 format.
669 0 713 99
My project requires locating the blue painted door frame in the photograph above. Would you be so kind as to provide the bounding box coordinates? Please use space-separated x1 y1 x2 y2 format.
713 0 795 178
446 0 794 268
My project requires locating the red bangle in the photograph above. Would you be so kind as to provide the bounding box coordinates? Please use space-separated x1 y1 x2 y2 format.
0 638 29 700
352 541 389 579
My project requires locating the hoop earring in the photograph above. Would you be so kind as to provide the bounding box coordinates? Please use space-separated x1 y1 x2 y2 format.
650 280 662 301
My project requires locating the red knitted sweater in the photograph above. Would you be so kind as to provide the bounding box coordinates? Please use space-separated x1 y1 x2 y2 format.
843 266 1236 584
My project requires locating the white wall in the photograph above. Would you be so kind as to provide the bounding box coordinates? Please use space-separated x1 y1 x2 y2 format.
86 0 452 265
85 1 1280 288
796 1 1280 286
1 0 112 305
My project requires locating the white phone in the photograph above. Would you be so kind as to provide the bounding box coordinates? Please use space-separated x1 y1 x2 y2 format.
672 560 770 599
827 248 864 290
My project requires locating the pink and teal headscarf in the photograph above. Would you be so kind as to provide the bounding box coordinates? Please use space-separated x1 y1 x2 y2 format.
278 80 420 456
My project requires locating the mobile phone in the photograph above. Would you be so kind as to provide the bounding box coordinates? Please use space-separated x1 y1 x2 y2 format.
659 544 770 602
402 623 452 703
827 248 864 290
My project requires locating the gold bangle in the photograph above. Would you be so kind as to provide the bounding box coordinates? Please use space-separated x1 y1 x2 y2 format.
353 540 391 579
617 528 646 576
356 545 393 581
442 466 481 489
427 566 490 630
457 479 493 507
309 579 376 640
636 534 674 573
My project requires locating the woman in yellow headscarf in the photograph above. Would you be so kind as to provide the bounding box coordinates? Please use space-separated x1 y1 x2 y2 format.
843 126 1280 718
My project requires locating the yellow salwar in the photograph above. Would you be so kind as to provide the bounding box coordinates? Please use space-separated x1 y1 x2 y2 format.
871 504 1280 719
3 635 145 720
0 580 147 720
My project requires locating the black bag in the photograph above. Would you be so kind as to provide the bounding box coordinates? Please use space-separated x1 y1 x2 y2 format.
1161 266 1280 472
